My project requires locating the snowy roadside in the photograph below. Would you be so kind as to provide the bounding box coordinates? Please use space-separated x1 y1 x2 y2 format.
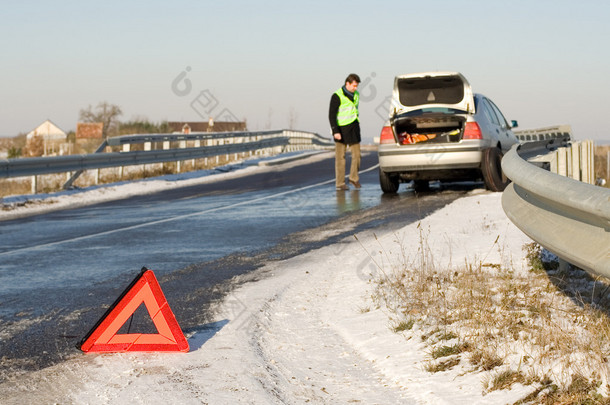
1 191 540 404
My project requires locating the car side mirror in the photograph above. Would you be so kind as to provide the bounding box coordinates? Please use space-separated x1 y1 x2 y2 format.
511 120 518 128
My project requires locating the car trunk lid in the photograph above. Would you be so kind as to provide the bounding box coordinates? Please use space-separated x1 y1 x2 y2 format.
391 72 475 116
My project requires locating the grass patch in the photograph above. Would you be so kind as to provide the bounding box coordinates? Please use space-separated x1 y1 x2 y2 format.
469 349 504 371
425 357 461 373
485 369 527 392
367 232 610 403
515 374 609 404
392 319 415 332
524 242 559 273
358 306 371 314
437 331 458 341
430 342 469 359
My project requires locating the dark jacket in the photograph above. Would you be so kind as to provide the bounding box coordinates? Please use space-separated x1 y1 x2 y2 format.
329 88 361 145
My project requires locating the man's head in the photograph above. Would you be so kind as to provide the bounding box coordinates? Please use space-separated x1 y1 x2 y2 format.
344 73 361 93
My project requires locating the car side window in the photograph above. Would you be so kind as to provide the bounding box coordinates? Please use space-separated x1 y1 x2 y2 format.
487 99 509 129
481 98 500 126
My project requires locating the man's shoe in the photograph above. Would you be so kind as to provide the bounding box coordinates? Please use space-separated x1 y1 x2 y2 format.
349 179 361 189
336 184 349 190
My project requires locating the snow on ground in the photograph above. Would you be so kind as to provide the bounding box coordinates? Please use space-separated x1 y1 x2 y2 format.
1 183 536 404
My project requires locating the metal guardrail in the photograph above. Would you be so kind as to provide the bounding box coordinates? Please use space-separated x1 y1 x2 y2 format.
513 124 572 142
103 129 332 147
501 139 610 277
0 130 333 188
3 137 287 178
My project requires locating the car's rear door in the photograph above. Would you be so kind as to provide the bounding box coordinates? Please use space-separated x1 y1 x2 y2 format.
478 97 507 149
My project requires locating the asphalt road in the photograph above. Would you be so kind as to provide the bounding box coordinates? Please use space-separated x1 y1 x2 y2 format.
0 151 478 381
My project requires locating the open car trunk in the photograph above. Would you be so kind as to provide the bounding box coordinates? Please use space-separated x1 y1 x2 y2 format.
390 72 474 146
391 113 466 145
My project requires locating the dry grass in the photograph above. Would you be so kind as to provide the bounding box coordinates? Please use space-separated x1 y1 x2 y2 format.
486 369 527 392
596 145 609 187
0 179 31 198
369 232 610 404
392 319 415 332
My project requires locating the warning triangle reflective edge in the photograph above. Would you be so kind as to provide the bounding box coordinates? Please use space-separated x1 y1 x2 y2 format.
80 268 189 353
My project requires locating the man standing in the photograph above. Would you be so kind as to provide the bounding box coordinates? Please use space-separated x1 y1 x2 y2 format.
329 73 362 190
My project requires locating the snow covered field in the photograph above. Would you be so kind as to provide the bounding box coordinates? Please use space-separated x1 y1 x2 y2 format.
2 154 607 404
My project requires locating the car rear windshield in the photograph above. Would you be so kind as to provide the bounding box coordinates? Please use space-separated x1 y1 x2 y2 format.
398 76 464 107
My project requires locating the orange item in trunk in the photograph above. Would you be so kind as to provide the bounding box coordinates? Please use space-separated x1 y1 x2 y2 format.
399 133 437 145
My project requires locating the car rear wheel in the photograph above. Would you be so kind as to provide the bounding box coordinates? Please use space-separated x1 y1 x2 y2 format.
379 168 399 193
481 147 509 192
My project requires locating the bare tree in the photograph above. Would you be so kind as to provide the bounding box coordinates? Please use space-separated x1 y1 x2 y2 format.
24 134 44 157
79 102 123 139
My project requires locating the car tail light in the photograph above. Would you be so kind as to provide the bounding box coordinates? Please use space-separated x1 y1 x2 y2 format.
379 126 395 144
463 122 483 139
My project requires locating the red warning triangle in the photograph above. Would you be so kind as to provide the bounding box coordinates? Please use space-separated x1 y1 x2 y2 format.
80 268 189 353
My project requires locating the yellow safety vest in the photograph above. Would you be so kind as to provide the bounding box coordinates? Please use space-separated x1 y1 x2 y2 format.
335 88 359 126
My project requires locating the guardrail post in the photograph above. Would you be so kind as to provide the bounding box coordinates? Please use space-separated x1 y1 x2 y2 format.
121 143 130 180
193 140 201 168
143 141 151 176
571 142 580 181
556 148 567 176
177 140 186 173
585 141 595 184
161 141 170 172
581 141 588 184
31 175 37 194
203 138 209 166
563 144 570 177
216 139 220 165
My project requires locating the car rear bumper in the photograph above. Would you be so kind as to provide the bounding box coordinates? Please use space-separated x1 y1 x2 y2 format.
378 141 488 173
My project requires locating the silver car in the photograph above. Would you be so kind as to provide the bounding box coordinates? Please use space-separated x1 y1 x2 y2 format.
377 71 519 193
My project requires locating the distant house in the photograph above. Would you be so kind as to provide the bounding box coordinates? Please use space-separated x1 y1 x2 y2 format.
168 118 247 134
26 119 68 156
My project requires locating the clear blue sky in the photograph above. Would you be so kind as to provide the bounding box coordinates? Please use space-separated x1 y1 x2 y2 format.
1 0 609 142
